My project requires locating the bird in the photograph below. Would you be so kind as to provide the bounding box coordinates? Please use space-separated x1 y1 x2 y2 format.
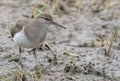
10 13 66 66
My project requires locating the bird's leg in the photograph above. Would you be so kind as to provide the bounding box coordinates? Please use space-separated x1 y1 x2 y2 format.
32 48 42 77
18 46 22 64
32 48 38 66
45 44 58 65
28 48 40 67
37 43 46 51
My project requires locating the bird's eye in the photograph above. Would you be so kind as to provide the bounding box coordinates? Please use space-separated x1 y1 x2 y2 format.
44 17 50 21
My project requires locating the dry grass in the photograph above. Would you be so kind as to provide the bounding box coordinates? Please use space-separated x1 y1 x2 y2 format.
2 0 120 80
105 27 118 56
31 0 120 16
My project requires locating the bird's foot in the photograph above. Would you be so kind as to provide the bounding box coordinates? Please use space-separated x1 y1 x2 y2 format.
47 55 58 65
37 43 48 51
45 44 58 65
27 48 36 54
53 54 58 65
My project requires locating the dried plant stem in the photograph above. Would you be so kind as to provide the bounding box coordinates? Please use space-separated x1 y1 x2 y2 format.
105 27 118 56
64 48 76 66
51 0 60 14
74 0 82 12
32 4 37 18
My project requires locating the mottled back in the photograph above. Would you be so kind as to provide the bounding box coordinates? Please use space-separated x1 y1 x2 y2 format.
24 17 48 43
10 19 30 37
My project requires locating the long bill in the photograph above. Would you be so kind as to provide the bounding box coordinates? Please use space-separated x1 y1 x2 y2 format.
52 21 67 29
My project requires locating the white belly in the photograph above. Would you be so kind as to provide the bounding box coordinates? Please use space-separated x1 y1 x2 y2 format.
13 30 41 48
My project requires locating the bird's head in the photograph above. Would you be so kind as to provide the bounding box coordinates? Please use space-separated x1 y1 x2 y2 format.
36 14 66 29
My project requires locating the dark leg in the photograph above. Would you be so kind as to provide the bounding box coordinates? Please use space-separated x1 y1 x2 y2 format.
18 47 22 64
27 48 39 66
32 48 38 66
45 44 57 65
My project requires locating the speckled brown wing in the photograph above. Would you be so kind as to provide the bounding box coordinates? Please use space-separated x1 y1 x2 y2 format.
10 19 30 37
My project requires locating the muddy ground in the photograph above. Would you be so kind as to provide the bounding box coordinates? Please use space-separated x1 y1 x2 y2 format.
0 0 120 81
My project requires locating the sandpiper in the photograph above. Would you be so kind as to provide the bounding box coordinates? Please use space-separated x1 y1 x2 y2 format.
10 14 66 64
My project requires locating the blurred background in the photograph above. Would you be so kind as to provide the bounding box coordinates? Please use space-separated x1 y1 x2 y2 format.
0 0 120 81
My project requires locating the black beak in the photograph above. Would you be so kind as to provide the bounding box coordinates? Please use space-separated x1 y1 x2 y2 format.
52 21 67 29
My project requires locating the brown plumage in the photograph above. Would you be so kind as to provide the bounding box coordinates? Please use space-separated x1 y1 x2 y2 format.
10 19 30 37
10 13 66 65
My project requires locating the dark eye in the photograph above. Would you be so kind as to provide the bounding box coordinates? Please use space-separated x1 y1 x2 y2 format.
44 17 50 21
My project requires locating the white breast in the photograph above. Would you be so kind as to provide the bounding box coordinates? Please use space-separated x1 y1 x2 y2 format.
13 30 41 48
